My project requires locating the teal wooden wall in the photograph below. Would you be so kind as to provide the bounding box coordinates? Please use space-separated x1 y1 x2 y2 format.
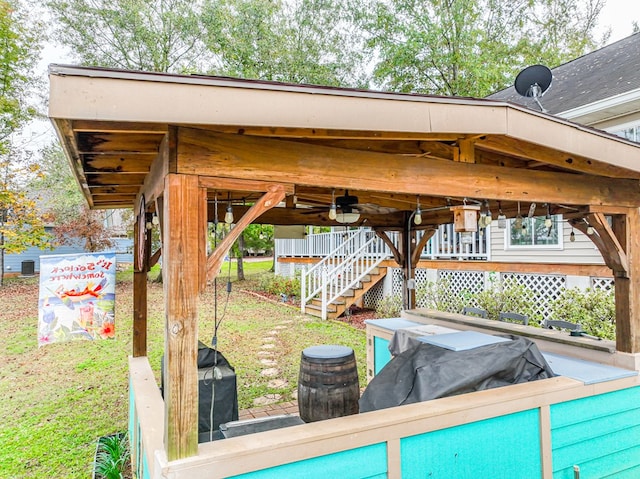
551 386 640 478
401 409 542 478
374 336 391 375
129 382 151 479
228 443 387 479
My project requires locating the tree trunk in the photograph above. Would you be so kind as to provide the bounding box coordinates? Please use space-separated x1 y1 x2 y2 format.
237 233 245 281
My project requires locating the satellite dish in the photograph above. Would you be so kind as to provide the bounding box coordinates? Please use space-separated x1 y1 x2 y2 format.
514 64 552 112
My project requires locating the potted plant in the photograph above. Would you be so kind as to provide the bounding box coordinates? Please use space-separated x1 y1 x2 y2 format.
93 432 131 479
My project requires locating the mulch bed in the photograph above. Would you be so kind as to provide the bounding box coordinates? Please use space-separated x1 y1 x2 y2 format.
241 290 377 330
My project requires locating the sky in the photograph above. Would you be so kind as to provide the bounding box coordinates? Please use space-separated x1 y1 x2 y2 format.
17 0 640 152
596 0 640 43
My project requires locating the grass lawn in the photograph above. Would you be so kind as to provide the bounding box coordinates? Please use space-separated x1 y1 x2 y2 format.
0 260 367 478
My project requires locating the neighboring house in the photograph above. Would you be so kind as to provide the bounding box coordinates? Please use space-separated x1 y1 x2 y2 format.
4 209 134 275
276 33 640 318
484 32 640 278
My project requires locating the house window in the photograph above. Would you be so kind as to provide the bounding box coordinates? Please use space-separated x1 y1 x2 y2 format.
611 123 640 142
505 215 562 249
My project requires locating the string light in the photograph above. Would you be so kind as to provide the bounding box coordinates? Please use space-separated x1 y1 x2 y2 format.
497 201 506 229
328 189 337 220
225 193 234 224
514 202 523 229
414 196 422 225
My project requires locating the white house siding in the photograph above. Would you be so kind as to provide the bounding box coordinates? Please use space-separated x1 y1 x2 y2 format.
488 221 605 265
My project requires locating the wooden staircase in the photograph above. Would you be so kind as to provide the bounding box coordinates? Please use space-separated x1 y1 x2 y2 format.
304 267 387 319
301 230 389 320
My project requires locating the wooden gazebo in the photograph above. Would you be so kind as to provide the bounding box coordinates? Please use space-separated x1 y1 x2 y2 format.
49 65 640 478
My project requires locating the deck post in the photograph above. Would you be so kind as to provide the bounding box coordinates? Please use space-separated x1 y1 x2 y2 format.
163 173 201 460
614 208 640 353
133 205 150 357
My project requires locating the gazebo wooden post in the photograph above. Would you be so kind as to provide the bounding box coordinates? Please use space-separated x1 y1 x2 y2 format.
614 208 640 353
163 173 202 460
133 210 150 357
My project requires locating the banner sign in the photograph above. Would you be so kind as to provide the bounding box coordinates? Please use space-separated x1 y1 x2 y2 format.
38 252 116 347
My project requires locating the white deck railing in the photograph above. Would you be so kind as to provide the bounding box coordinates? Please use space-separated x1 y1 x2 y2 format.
301 230 388 318
277 225 490 261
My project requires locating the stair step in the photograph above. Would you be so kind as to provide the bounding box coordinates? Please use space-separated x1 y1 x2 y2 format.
305 303 337 313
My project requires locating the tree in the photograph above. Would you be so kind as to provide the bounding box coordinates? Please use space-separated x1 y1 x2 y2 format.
31 144 113 253
0 0 47 286
46 0 214 73
361 0 607 96
0 0 42 150
202 0 369 87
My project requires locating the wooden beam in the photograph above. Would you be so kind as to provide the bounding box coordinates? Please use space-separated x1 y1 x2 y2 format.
177 128 640 207
476 135 640 179
206 185 287 280
163 173 200 460
192 124 466 141
72 119 168 134
208 204 405 228
457 139 475 163
612 208 640 353
133 210 149 357
199 176 295 195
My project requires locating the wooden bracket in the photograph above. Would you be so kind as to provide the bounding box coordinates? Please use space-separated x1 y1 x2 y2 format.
411 227 437 268
570 213 628 277
375 230 403 265
206 185 286 280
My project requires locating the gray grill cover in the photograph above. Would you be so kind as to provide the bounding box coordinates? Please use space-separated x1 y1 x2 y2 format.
360 336 555 413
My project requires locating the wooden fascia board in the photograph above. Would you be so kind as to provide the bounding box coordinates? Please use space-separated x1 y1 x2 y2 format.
476 135 640 179
176 127 640 208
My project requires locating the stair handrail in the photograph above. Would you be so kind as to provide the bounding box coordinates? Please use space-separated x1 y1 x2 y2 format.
301 230 366 311
321 235 388 314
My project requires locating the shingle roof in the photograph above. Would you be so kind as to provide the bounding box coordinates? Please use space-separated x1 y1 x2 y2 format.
488 32 640 114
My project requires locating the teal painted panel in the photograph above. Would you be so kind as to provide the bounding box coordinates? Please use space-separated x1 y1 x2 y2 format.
558 445 640 479
602 463 640 479
551 387 640 428
128 378 135 447
228 443 387 479
142 446 151 479
551 387 640 479
374 336 391 375
553 407 640 448
553 425 640 472
400 409 541 479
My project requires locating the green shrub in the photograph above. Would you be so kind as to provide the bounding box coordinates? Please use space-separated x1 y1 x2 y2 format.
94 433 129 479
549 287 615 339
415 278 465 314
376 294 403 318
472 278 539 324
259 273 300 298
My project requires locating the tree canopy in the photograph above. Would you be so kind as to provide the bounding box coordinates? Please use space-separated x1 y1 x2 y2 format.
360 0 608 96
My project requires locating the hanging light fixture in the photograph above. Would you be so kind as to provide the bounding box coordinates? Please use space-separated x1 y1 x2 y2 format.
335 207 360 224
544 204 553 228
586 224 594 235
414 196 422 225
225 193 234 224
570 228 576 242
514 202 523 229
497 201 507 229
328 189 337 221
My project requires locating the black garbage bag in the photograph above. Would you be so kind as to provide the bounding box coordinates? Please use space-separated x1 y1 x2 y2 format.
359 335 554 413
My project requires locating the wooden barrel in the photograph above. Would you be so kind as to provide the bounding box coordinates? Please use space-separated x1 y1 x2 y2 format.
297 345 359 423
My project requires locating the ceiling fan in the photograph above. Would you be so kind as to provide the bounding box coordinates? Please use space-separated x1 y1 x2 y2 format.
301 189 397 224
